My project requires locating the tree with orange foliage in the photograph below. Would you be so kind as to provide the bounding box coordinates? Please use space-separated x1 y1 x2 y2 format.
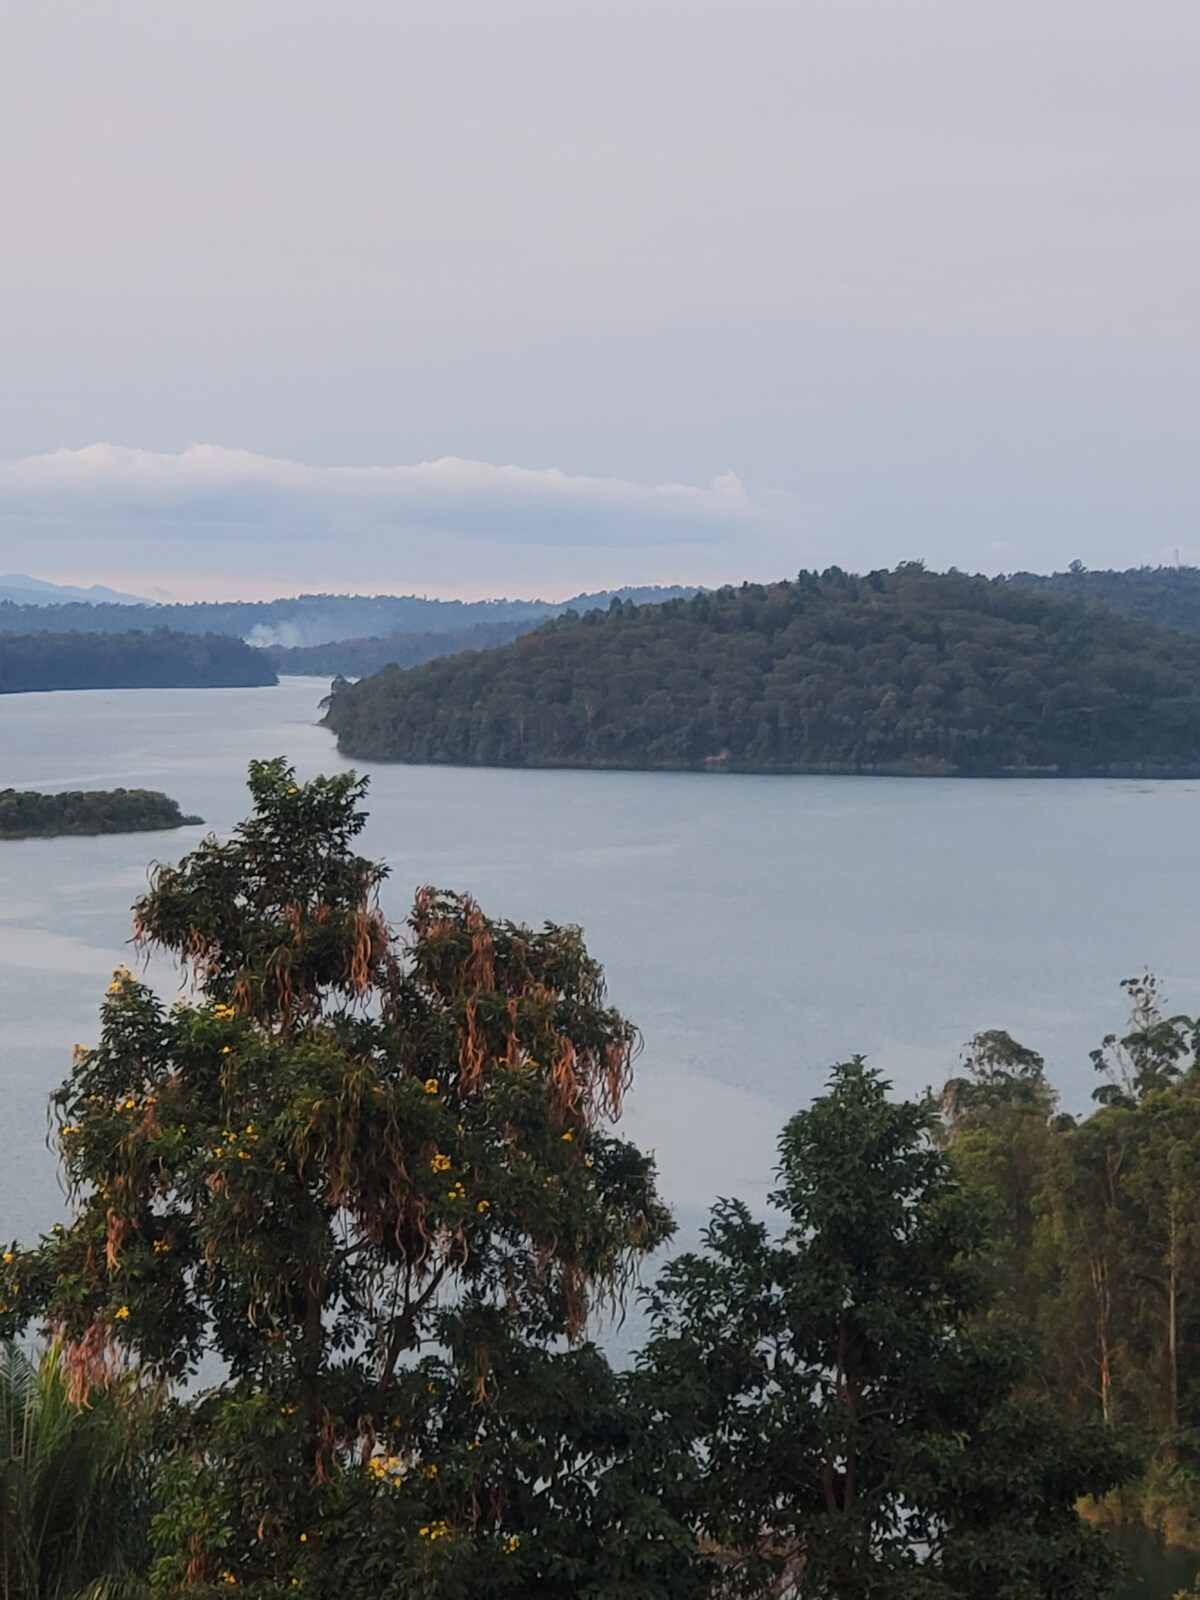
4 760 673 1597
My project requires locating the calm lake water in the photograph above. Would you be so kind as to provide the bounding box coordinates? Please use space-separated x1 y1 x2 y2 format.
4 677 1200 1587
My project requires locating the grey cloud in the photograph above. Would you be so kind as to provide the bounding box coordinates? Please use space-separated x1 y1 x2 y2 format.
0 444 798 598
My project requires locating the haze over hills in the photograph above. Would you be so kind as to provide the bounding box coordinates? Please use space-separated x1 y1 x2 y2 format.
0 584 697 648
323 565 1200 779
261 618 542 677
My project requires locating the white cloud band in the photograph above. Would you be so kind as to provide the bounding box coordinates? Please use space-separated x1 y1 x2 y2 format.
0 444 757 548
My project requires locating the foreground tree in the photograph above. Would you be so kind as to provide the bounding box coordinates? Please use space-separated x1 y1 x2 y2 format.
641 1061 1135 1600
2 760 672 1596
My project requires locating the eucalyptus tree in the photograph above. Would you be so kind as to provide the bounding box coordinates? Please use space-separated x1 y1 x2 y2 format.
640 1061 1134 1600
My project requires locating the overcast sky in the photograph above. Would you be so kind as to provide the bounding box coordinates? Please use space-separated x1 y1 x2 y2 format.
2 1 1197 599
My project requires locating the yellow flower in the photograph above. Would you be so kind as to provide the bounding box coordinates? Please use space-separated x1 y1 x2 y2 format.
561 1130 574 1142
423 1463 438 1479
423 1078 439 1095
220 1571 237 1585
153 1239 170 1253
503 1534 520 1554
114 1305 130 1320
476 1199 490 1213
1 1252 13 1265
430 1152 451 1174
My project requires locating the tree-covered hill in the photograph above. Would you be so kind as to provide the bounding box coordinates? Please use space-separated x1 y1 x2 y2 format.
1004 564 1200 636
0 629 277 693
322 565 1200 777
0 787 202 838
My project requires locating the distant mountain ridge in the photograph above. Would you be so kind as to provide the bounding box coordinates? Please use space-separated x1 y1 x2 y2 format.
0 574 149 605
0 584 697 648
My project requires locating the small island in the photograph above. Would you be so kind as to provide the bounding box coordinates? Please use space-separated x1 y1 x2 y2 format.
0 787 203 839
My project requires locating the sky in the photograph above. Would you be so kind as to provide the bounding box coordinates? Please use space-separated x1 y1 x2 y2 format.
1 1 1198 600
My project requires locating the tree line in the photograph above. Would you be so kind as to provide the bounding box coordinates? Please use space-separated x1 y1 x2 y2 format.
0 761 1174 1598
940 984 1200 1553
323 565 1200 777
0 629 276 693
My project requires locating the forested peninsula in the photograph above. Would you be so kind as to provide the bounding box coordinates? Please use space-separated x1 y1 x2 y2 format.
0 787 202 838
0 629 277 693
323 565 1200 777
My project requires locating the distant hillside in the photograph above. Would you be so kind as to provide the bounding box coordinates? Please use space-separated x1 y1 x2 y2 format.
0 585 697 649
1004 565 1200 636
0 787 201 838
264 618 538 676
323 566 1200 777
0 574 149 605
0 630 277 694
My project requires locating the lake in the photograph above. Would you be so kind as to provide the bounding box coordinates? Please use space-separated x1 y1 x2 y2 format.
5 677 1200 1238
3 677 1200 1589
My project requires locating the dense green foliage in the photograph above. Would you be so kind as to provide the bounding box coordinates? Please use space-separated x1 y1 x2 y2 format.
323 566 1200 776
0 631 275 694
0 1341 153 1599
0 588 694 649
0 789 201 840
1006 566 1200 639
0 761 1133 1598
940 981 1200 1550
641 1062 1134 1599
2 761 673 1596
